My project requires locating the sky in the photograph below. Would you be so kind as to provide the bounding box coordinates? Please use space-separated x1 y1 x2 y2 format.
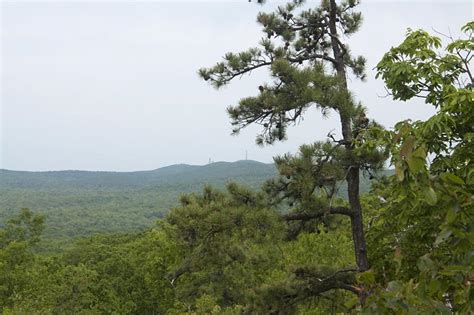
1 0 472 171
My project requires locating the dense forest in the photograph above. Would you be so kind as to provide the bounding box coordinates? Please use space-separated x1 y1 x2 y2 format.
0 161 277 249
1 0 472 314
0 161 381 250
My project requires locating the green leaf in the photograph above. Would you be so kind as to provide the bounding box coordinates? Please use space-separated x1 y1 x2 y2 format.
412 146 426 159
429 279 441 295
399 136 415 159
395 164 405 181
407 157 425 173
441 173 465 185
435 228 452 245
445 207 457 224
417 255 435 272
423 186 437 205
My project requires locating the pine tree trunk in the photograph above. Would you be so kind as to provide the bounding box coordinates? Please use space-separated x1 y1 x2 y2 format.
328 0 369 272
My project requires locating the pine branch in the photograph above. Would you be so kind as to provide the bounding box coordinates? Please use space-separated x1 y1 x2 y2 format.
282 206 351 221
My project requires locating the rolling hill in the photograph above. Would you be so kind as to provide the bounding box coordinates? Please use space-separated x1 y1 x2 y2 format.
0 160 391 250
0 161 276 246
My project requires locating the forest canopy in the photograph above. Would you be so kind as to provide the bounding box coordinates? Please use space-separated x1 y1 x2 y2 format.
1 1 472 314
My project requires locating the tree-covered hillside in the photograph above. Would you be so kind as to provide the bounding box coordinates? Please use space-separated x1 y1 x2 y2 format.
2 1 470 313
0 160 385 249
0 160 275 190
0 161 275 245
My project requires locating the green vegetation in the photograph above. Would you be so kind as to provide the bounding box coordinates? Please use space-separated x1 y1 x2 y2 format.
0 161 381 251
0 161 276 248
199 0 383 309
364 21 474 313
1 1 472 314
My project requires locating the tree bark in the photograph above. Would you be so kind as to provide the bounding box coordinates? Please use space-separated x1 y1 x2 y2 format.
328 0 369 271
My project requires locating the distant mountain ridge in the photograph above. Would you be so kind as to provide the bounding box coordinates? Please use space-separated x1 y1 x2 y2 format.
0 160 276 190
0 161 392 251
1 159 271 173
0 160 277 248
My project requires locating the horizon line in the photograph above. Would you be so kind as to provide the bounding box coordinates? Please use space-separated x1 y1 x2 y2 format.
0 159 274 173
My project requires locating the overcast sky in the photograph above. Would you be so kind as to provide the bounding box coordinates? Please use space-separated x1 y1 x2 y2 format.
1 0 472 171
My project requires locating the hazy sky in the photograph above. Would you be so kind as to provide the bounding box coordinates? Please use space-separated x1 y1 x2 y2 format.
1 0 472 171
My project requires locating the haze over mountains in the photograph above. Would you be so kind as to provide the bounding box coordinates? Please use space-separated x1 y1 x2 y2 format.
0 160 276 249
0 160 389 251
0 160 275 189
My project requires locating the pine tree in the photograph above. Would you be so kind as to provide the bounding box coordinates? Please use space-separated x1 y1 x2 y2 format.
199 0 387 306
